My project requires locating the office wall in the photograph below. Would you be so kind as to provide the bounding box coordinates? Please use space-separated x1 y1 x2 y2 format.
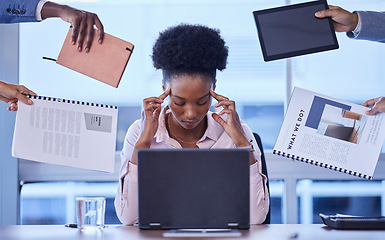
0 24 19 225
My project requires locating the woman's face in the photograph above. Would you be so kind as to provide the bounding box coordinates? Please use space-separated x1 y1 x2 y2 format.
165 73 213 130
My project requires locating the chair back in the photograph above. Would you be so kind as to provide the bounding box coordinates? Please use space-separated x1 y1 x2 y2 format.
253 132 271 224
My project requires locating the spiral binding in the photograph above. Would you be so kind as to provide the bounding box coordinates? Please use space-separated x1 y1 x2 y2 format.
273 149 372 180
27 94 118 109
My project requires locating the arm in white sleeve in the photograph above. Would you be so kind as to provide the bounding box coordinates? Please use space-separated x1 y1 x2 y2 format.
34 0 47 21
114 120 141 225
249 161 269 224
243 124 269 224
349 11 362 38
114 162 139 225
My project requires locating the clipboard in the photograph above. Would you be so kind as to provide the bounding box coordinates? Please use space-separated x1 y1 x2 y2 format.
320 213 385 230
56 28 134 88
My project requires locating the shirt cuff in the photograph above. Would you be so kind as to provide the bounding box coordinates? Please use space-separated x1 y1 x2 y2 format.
351 12 362 38
35 0 48 21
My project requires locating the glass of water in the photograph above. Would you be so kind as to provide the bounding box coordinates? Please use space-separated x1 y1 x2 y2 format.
76 197 106 230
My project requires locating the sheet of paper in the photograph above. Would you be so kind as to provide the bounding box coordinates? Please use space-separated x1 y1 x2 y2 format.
12 95 118 172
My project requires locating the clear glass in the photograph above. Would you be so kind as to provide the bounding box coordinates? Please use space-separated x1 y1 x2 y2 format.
76 197 106 229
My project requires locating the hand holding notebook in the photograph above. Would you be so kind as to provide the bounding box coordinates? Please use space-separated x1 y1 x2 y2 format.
56 28 134 88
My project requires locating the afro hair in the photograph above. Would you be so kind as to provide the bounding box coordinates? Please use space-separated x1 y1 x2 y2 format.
152 24 228 72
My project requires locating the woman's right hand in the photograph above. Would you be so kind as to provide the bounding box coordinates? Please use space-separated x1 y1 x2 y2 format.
135 87 171 149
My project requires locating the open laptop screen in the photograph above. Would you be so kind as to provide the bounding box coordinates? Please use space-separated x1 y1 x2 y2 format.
137 148 250 229
253 0 338 61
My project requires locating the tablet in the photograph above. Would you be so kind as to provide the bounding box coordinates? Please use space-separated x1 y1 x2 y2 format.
253 0 338 61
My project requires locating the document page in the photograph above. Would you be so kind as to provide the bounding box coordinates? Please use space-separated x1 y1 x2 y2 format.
274 87 385 179
12 95 118 172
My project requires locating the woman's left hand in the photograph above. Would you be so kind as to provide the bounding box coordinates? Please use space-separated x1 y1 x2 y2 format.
210 89 250 147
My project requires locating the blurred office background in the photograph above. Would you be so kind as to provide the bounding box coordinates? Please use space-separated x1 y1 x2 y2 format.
1 0 385 225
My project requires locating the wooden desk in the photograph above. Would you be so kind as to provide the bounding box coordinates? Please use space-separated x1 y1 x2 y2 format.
1 224 384 240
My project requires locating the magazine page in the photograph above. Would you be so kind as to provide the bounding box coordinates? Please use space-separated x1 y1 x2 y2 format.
12 95 118 172
274 87 385 179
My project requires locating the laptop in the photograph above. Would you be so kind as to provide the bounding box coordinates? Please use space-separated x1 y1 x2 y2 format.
137 148 250 230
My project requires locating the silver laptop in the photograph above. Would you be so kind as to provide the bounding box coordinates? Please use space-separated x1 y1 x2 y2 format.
137 148 250 230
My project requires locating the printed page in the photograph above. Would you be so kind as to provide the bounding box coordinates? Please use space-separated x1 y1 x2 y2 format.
12 96 118 172
274 87 385 179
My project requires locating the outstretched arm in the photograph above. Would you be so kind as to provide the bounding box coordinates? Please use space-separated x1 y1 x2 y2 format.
0 80 36 111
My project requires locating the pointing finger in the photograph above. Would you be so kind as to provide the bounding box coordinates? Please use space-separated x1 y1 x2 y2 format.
158 86 171 100
210 89 229 101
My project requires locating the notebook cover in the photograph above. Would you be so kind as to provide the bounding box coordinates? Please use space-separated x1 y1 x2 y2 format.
56 28 134 88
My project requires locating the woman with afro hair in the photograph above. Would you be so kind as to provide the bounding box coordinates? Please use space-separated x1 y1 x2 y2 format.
115 24 269 225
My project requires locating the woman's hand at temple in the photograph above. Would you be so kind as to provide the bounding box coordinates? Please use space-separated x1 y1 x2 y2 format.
135 87 171 149
210 89 250 148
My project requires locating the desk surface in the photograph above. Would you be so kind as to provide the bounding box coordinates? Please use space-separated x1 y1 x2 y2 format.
1 224 384 240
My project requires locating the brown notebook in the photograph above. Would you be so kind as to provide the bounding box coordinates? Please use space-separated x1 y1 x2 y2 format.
56 28 134 88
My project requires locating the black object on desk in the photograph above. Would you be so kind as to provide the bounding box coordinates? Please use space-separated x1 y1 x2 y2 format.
320 213 385 229
64 224 77 228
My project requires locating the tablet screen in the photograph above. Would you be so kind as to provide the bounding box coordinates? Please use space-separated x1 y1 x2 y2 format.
253 0 338 61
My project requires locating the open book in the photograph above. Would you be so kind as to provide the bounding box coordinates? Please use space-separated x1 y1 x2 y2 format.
12 95 118 172
274 87 385 179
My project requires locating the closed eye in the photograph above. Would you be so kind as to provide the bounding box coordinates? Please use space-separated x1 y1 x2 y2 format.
197 100 208 106
174 101 185 106
197 95 210 105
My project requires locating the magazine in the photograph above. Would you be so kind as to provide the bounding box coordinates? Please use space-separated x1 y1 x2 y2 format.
273 87 385 179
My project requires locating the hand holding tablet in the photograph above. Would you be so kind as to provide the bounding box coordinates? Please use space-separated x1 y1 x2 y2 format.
253 0 338 61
